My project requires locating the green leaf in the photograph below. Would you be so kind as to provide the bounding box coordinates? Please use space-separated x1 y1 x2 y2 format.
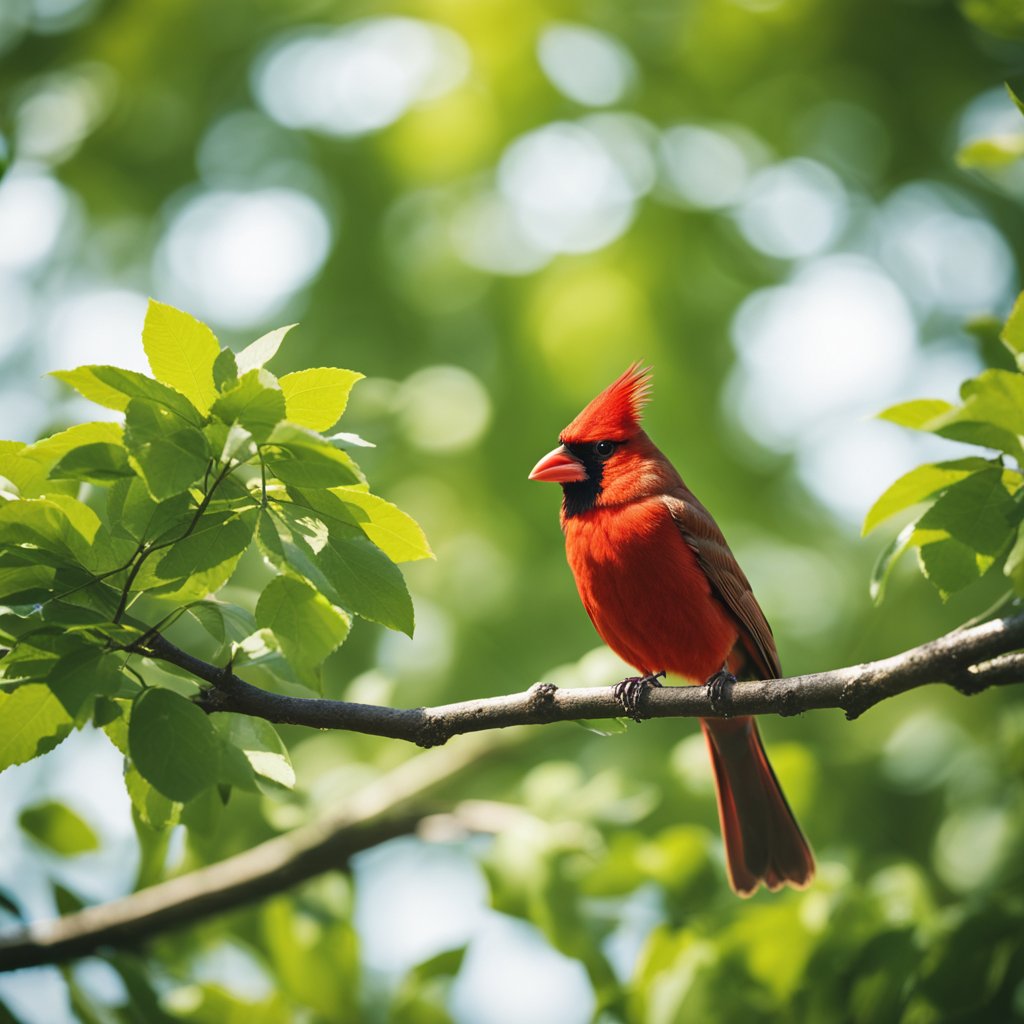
0 438 85 500
124 398 211 499
51 365 202 424
917 468 1018 556
262 446 360 488
880 385 1024 461
0 564 55 605
125 763 181 831
862 458 995 535
259 498 414 635
1000 289 1024 369
279 367 363 432
878 399 955 429
142 300 220 414
870 522 921 604
256 574 351 672
956 369 1024 435
262 422 363 487
1003 521 1024 596
213 346 239 392
47 646 123 718
153 509 256 581
128 688 221 802
0 495 100 565
49 442 134 484
109 477 195 544
917 539 991 599
0 442 44 500
19 801 99 855
1008 82 1024 118
0 684 73 771
213 714 295 790
212 369 286 442
334 487 433 562
185 601 258 644
236 324 295 375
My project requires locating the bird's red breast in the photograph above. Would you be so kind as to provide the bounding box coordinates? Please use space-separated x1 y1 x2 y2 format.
564 495 740 682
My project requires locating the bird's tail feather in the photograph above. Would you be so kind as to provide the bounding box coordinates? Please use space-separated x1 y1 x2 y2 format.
702 716 815 897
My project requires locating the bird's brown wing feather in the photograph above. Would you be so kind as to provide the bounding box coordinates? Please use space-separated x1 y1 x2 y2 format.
663 491 781 679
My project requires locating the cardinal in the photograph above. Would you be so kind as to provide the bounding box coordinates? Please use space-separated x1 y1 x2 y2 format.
528 364 814 896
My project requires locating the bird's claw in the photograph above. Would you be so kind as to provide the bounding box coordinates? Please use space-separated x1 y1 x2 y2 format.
706 669 737 716
612 671 665 721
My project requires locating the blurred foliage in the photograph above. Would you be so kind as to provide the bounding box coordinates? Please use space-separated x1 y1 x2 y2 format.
1 0 1024 1022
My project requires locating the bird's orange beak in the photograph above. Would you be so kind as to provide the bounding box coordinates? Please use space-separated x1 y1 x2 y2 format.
528 445 588 484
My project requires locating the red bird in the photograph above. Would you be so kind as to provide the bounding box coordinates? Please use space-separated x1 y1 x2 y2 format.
529 365 814 896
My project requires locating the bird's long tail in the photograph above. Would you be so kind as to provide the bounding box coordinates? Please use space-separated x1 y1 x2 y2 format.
701 716 815 897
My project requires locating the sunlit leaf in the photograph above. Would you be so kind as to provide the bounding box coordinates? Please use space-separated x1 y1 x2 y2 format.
49 442 134 484
142 300 220 414
259 499 414 635
0 684 74 771
878 399 955 429
212 368 286 442
917 468 1018 556
279 367 363 431
918 538 991 600
334 487 433 562
999 288 1024 369
236 324 295 375
262 422 362 487
124 398 211 499
51 364 202 424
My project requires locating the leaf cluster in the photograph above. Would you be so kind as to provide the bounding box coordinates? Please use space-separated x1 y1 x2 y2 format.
866 290 1024 604
0 302 431 830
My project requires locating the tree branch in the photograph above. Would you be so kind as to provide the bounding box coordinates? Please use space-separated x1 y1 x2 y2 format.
138 613 1024 747
0 731 518 972
3 614 1023 973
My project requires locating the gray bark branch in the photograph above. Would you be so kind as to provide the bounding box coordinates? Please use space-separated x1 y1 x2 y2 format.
1 614 1022 973
148 614 1024 746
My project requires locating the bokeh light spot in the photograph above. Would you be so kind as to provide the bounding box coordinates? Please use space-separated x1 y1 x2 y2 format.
498 122 636 254
398 365 491 453
254 18 470 138
659 124 753 209
537 23 636 107
0 168 70 270
155 188 332 329
733 157 848 259
878 182 1015 314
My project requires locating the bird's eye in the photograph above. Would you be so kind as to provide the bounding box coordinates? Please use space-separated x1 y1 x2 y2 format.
594 440 616 459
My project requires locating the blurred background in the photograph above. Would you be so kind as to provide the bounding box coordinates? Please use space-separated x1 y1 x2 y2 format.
2 0 1024 1020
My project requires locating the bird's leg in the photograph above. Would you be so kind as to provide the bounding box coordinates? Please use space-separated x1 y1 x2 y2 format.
612 670 666 721
706 664 737 716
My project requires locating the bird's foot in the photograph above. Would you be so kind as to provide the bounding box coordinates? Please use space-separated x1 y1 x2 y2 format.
706 669 737 716
612 671 666 721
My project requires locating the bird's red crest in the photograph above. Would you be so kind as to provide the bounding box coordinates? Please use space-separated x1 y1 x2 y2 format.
560 363 652 443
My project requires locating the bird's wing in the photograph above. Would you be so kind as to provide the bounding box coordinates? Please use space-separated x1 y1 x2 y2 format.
663 491 781 679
